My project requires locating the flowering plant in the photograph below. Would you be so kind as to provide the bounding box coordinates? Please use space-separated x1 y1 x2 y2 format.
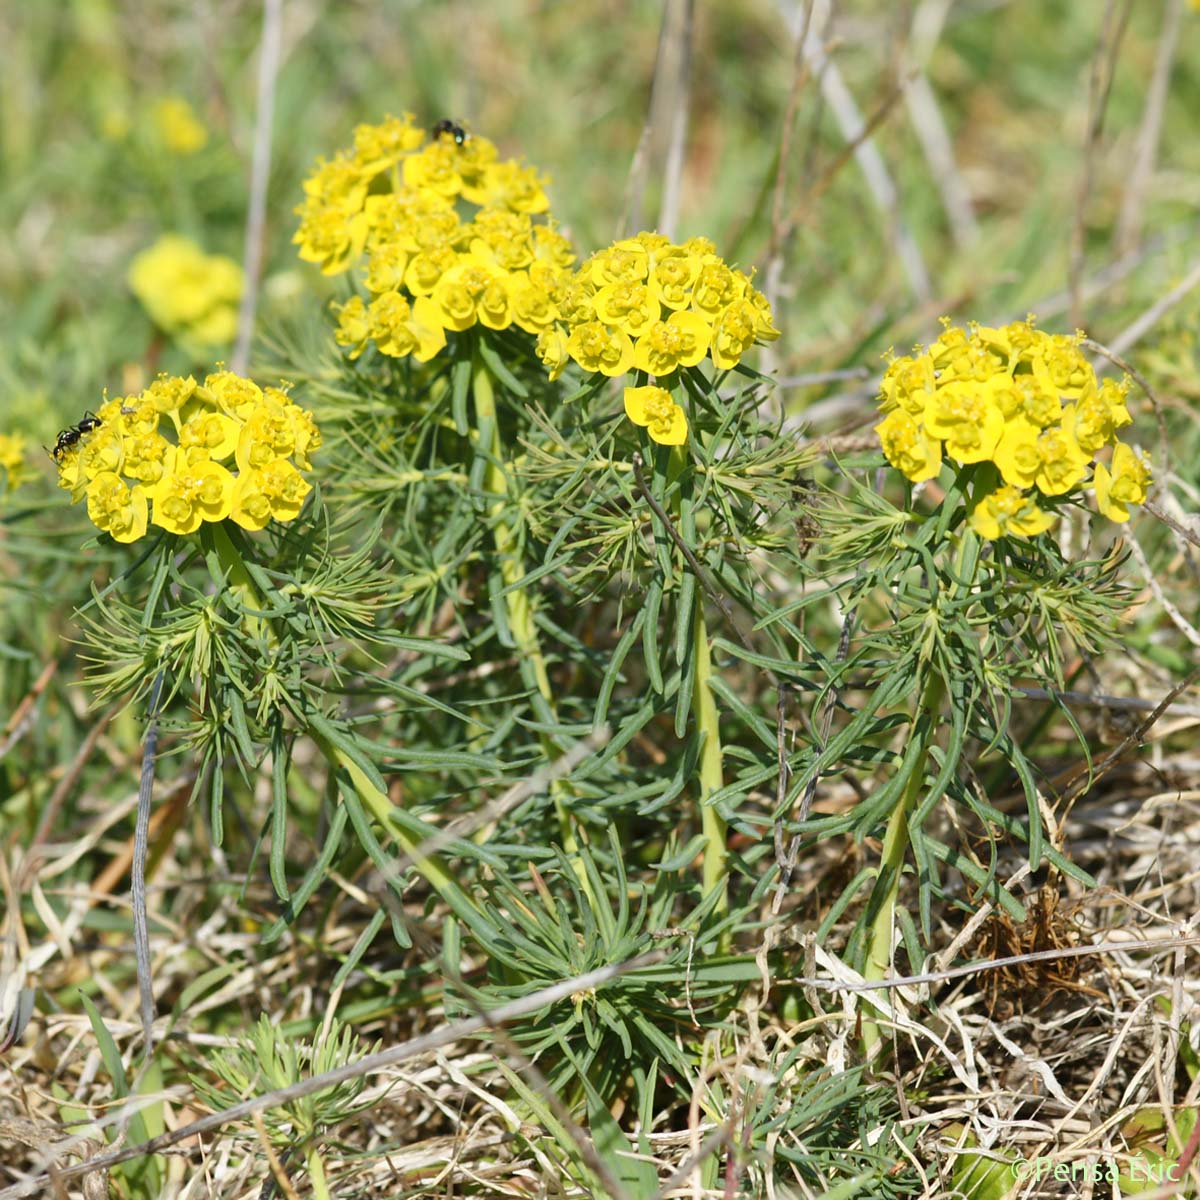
15 100 1176 1199
52 370 318 542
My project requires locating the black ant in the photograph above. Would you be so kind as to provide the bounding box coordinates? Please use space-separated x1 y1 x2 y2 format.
46 411 103 462
430 118 469 146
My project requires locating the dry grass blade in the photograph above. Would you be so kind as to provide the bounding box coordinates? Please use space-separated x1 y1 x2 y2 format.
621 0 692 239
789 930 1200 994
765 0 815 316
903 0 979 249
1067 0 1133 329
1108 254 1200 360
1115 0 1185 256
784 0 932 303
232 0 283 374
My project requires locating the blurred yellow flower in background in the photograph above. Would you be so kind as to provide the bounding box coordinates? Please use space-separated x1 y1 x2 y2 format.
128 235 243 353
100 107 132 142
152 95 208 155
0 433 31 491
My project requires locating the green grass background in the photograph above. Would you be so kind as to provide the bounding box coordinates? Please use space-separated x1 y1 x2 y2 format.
4 0 1200 449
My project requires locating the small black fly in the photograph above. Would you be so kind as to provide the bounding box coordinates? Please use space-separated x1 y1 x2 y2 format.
430 118 469 146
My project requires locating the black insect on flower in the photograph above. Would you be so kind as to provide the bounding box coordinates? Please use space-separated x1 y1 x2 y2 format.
430 118 469 146
46 412 104 462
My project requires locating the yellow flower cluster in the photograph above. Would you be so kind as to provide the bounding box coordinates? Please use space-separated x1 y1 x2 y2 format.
55 371 320 543
294 113 574 363
129 235 243 351
0 433 29 491
875 319 1151 539
536 231 779 383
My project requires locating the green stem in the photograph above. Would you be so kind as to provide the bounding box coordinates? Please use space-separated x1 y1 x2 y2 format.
471 354 583 868
207 521 267 641
305 1142 331 1200
693 602 728 915
861 519 975 1056
310 729 464 908
472 357 553 703
861 671 945 1055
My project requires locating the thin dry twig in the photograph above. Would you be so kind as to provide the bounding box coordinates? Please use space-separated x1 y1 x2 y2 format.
1145 497 1200 552
1107 254 1200 361
1013 683 1200 719
0 659 58 763
1125 530 1200 649
1057 667 1200 809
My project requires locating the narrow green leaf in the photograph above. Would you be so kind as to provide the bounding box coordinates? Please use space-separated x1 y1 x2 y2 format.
596 608 646 729
80 994 161 1193
478 334 529 397
674 625 697 738
332 908 388 988
268 722 290 901
653 833 707 872
263 801 350 942
674 573 696 667
586 1077 659 1196
642 578 664 694
451 356 471 436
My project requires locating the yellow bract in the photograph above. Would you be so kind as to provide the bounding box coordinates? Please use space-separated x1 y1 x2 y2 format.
967 485 1055 541
1093 443 1151 523
874 318 1152 538
54 371 320 544
86 473 149 544
624 386 688 447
